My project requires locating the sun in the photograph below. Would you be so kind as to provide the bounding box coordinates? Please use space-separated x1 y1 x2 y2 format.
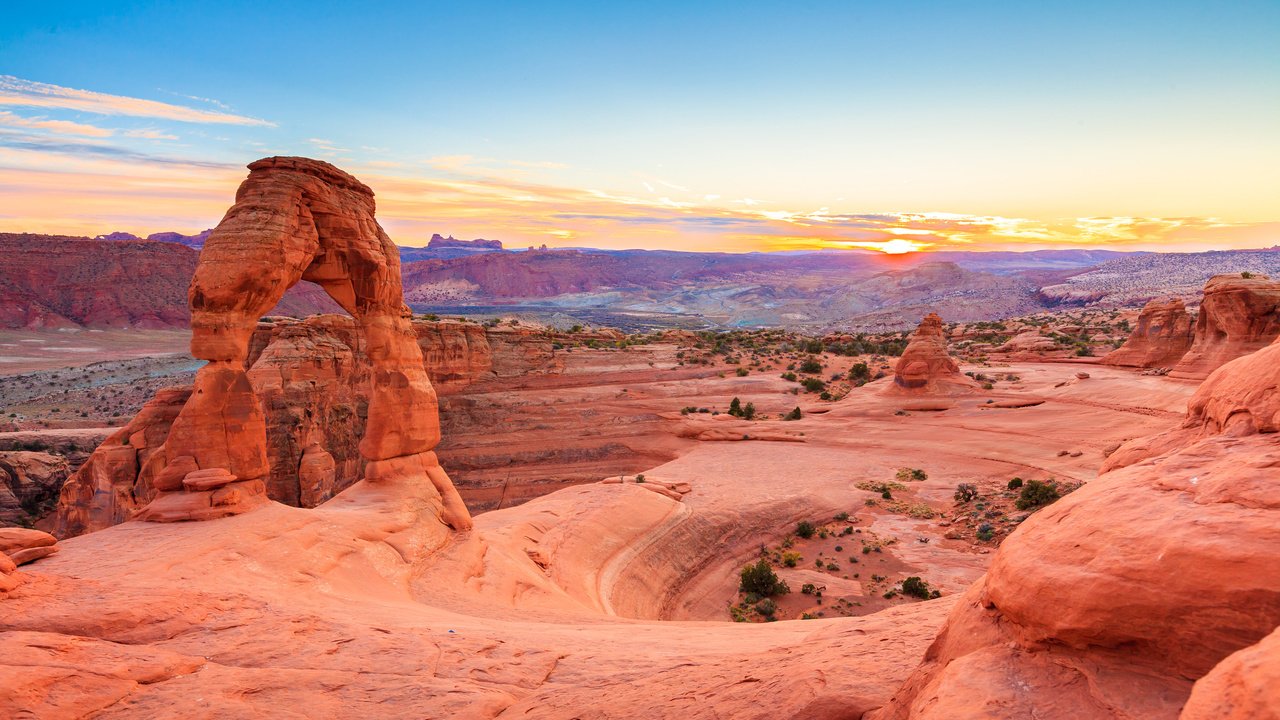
879 239 921 254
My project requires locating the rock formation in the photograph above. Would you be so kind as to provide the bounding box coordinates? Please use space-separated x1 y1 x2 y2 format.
0 452 69 527
51 315 559 537
870 336 1280 719
1102 297 1194 368
887 313 978 394
1170 273 1280 380
132 157 471 533
0 527 58 593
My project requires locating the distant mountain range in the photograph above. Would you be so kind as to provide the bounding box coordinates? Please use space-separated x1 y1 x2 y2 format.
0 231 1274 330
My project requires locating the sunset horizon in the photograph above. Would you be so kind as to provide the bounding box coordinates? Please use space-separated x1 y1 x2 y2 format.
3 2 1276 254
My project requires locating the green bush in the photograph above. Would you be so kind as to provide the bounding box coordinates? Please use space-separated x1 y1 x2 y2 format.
954 483 978 502
739 560 790 596
848 362 871 384
976 523 995 541
784 406 802 421
1007 477 1024 489
735 367 749 377
755 598 777 618
801 583 817 595
901 576 931 599
800 377 826 393
799 358 823 374
795 520 816 539
1016 479 1061 510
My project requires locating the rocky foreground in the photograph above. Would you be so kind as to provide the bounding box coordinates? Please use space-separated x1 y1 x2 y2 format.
2 158 1276 719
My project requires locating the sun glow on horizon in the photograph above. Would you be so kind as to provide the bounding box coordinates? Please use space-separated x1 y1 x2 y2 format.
878 239 922 255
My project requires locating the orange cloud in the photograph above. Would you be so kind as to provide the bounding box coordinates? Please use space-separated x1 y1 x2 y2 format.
0 143 1275 255
0 110 114 138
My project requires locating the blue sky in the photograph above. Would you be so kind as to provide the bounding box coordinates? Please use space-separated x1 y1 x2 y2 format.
1 1 1277 251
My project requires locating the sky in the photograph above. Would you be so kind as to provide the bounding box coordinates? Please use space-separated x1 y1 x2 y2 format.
0 1 1277 254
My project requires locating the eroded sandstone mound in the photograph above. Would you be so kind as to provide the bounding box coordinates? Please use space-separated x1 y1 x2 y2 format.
1170 273 1280 380
871 337 1280 719
124 157 470 537
1102 297 1193 368
887 313 978 395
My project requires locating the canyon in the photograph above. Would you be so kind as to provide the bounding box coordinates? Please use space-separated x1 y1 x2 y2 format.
2 158 1277 719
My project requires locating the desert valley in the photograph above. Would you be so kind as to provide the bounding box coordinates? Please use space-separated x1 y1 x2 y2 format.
3 3 1278 717
0 156 1276 719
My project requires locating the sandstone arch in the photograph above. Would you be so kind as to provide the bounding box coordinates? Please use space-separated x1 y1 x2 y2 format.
137 157 471 530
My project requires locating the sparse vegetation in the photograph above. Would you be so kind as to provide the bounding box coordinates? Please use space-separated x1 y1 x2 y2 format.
1016 479 1062 510
739 560 790 597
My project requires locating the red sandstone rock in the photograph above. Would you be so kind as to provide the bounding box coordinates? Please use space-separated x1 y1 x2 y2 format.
871 334 1280 719
0 451 69 527
0 528 56 556
7 545 58 565
1102 298 1193 368
1170 274 1280 380
131 157 469 531
1181 625 1280 720
888 313 978 395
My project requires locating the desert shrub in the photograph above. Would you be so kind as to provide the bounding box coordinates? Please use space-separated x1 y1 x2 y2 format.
782 551 802 567
800 377 826 393
848 362 871 384
801 583 817 595
976 523 995 541
755 598 778 618
781 371 797 381
739 560 790 596
736 367 749 377
742 402 756 420
954 483 979 502
1016 479 1061 510
795 520 816 539
799 358 823 374
1007 477 1024 489
834 511 850 521
1242 271 1254 279
728 397 744 416
784 407 802 421
901 576 931 599
896 467 927 482
635 474 645 483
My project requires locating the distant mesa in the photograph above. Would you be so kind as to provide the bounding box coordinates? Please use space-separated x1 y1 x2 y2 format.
92 231 142 242
427 233 503 251
1170 273 1280 380
1102 297 1194 368
147 229 212 248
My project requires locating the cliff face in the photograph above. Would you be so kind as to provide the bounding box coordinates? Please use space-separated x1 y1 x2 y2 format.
1102 297 1194 368
0 234 343 329
1170 274 1280 380
50 316 558 537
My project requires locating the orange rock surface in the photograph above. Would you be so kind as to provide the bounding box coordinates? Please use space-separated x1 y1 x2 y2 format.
1102 297 1193 368
1170 273 1280 380
870 338 1280 720
130 156 469 532
888 313 978 394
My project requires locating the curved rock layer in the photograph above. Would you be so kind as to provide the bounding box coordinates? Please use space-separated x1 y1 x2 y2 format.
1102 297 1193 368
888 313 978 395
871 337 1280 719
120 157 469 535
1170 273 1280 380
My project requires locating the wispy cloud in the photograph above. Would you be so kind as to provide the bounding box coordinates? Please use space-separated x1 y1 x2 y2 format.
123 128 178 140
0 75 275 126
0 110 113 138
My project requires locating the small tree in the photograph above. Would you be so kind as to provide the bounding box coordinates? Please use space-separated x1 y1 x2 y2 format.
742 402 757 420
848 362 871 385
796 520 816 539
739 560 790 596
954 483 979 502
1007 477 1024 489
728 397 743 417
784 406 802 421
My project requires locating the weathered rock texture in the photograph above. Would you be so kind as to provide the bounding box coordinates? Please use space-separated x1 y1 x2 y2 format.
871 337 1280 719
0 452 69 527
1170 273 1280 380
131 157 470 533
52 312 563 537
888 313 978 394
1102 297 1194 368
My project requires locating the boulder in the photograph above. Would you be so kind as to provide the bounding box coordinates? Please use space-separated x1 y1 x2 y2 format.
1171 274 1280 380
1102 298 1193 368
